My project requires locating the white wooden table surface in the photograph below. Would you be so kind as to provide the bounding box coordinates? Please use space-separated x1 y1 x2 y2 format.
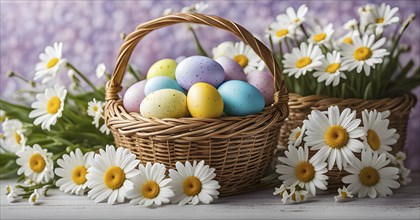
1 173 419 220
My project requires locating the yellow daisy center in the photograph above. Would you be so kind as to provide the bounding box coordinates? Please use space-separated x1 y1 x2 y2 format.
376 18 384 24
294 18 300 23
14 130 22 144
141 180 160 199
47 96 61 114
324 125 349 148
71 166 88 185
295 130 301 140
294 161 315 182
183 176 202 196
276 29 289 37
343 37 353 44
93 106 99 113
47 58 59 69
233 55 249 68
326 63 341 74
313 33 327 43
295 57 312 68
353 47 372 61
0 115 5 122
29 153 46 173
341 191 348 198
367 129 381 151
359 166 379 187
104 166 125 190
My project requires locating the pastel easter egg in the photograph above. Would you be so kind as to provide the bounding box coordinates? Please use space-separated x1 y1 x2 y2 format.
215 56 247 81
140 89 188 118
123 80 147 113
144 76 185 96
175 56 225 90
147 59 177 79
246 71 274 105
187 82 224 118
218 80 265 116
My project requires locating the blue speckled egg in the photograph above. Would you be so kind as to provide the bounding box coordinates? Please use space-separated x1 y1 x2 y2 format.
144 76 185 96
218 80 265 116
175 56 225 90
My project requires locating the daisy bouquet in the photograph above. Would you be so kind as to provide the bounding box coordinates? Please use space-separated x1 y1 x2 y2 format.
0 42 118 198
274 106 412 204
266 3 419 99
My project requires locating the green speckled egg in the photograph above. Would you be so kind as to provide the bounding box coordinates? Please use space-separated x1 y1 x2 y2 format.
140 89 187 118
147 59 177 80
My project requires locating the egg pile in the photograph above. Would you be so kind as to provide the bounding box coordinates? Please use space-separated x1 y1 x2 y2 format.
123 56 274 119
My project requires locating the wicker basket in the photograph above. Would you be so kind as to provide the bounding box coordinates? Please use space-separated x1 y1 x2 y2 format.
104 13 289 196
279 92 417 189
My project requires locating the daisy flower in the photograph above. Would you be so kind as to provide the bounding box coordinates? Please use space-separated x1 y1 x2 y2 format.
288 125 305 147
16 144 54 184
126 162 174 206
313 51 348 87
169 160 220 205
337 31 360 46
212 41 234 59
399 166 412 185
285 188 309 204
100 123 110 135
29 189 40 205
344 19 359 31
361 109 399 157
358 4 377 27
55 149 95 195
309 23 334 44
267 18 296 43
341 34 389 76
392 151 406 166
304 106 365 170
368 3 400 27
342 149 400 198
219 41 264 74
276 145 328 196
87 98 104 127
34 42 66 84
283 42 323 78
181 2 209 14
29 85 67 131
334 186 353 202
87 145 140 205
1 119 26 153
95 63 106 79
283 4 308 26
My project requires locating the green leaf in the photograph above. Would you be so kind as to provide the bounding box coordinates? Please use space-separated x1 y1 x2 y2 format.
0 100 32 123
364 82 373 99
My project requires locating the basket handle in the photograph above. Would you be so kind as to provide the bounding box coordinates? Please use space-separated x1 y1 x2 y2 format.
106 13 286 101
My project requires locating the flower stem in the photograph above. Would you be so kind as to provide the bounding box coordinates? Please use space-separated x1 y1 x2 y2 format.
7 71 36 87
66 62 98 92
390 14 415 58
127 64 141 81
189 26 208 57
299 25 309 39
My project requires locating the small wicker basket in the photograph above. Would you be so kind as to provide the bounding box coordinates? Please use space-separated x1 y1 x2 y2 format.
279 92 417 189
104 13 289 196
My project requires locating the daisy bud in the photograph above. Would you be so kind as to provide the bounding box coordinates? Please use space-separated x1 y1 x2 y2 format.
29 189 40 205
7 191 19 203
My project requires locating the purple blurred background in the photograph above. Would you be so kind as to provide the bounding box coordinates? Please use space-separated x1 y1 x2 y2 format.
1 0 419 170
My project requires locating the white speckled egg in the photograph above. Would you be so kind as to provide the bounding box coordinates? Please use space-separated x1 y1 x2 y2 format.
140 89 188 118
246 71 274 105
175 56 225 90
123 80 147 113
215 56 246 81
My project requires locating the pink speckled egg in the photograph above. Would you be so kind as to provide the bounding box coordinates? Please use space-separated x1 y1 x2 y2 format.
123 80 147 113
215 56 246 81
246 71 274 105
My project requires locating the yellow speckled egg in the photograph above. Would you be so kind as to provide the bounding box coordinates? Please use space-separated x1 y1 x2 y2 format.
187 82 224 118
140 89 188 118
147 59 177 79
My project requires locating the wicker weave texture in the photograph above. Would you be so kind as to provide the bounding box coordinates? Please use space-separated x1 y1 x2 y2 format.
279 92 417 190
104 13 289 195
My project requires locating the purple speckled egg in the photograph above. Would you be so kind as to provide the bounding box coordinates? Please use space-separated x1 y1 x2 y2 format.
123 80 147 113
246 71 274 105
175 56 225 90
215 56 246 81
